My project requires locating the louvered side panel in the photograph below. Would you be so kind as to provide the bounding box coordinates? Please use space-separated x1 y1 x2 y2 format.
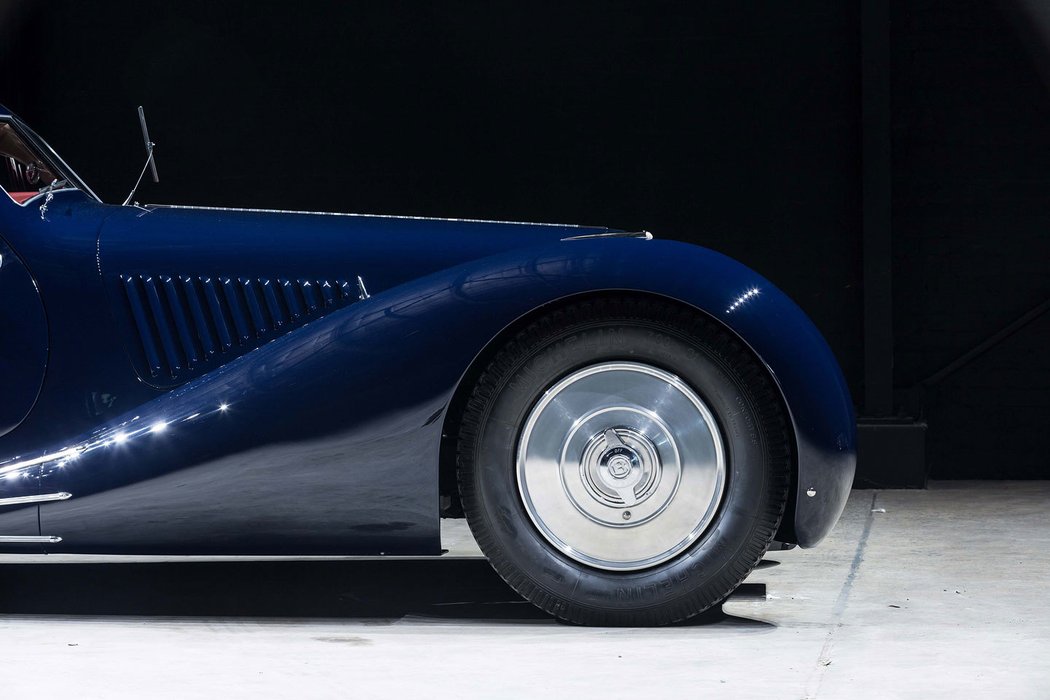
120 273 362 384
122 275 164 378
221 277 252 343
299 279 322 312
320 280 336 307
337 279 355 301
278 278 305 320
181 276 218 357
161 276 200 367
261 279 288 328
201 277 235 351
239 278 270 336
141 276 184 375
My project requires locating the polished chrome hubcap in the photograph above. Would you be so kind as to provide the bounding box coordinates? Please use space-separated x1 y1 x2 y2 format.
517 362 726 571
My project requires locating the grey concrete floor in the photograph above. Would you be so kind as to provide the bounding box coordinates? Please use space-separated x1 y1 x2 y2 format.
0 482 1048 699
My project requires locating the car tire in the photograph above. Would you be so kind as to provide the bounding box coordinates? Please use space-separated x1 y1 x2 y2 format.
457 296 792 626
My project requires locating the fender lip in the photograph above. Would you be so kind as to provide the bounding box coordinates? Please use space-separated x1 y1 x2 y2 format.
693 258 856 548
790 437 857 547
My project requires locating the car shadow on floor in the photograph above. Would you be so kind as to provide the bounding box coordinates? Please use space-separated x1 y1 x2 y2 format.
0 559 771 627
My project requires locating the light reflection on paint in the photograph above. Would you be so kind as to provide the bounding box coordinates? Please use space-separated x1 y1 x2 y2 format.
0 446 83 477
0 400 235 484
725 287 761 314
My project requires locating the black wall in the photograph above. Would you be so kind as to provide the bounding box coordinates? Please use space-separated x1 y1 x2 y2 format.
0 1 1046 478
892 0 1050 478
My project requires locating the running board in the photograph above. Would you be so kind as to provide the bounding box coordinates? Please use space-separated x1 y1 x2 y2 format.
0 492 72 507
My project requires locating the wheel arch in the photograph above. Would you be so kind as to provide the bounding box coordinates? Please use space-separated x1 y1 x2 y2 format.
438 288 801 542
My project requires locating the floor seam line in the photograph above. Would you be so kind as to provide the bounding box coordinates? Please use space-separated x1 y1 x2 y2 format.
801 490 879 699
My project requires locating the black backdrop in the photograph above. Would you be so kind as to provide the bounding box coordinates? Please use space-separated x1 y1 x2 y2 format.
1 1 1047 479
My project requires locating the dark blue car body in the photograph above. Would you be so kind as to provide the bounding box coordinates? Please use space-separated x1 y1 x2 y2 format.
0 104 855 557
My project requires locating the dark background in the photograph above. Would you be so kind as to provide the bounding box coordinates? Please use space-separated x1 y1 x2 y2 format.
0 1 1047 479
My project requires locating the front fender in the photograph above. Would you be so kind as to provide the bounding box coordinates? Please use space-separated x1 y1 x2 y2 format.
435 238 856 547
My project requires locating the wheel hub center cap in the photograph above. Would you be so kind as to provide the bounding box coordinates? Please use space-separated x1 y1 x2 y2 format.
576 425 664 517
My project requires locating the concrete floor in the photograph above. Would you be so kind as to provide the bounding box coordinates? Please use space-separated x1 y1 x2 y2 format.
0 482 1047 699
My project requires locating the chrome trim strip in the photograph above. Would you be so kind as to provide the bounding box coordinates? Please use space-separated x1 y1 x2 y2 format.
0 535 62 544
146 203 592 228
561 230 653 241
0 492 72 507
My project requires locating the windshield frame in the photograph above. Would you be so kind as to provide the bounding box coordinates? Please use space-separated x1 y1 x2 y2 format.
0 115 102 205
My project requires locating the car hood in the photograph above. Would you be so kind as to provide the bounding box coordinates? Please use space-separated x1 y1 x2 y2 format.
111 203 613 289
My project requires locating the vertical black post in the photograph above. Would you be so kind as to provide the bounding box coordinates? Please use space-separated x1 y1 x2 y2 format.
862 0 893 417
855 0 925 489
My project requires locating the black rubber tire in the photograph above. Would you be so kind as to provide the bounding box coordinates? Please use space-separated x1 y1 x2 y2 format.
457 296 792 626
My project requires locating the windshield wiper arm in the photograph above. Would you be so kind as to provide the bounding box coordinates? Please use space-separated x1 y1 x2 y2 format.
122 106 160 206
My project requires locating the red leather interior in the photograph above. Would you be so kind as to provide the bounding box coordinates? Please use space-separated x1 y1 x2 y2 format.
7 191 36 204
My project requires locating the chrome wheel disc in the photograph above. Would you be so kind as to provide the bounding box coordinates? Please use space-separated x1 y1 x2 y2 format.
516 361 726 571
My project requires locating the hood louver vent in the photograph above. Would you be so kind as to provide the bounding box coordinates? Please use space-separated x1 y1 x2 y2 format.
120 274 360 381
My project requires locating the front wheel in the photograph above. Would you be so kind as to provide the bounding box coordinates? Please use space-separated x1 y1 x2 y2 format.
457 297 792 626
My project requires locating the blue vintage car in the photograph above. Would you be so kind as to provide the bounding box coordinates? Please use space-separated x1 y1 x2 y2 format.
0 105 855 625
